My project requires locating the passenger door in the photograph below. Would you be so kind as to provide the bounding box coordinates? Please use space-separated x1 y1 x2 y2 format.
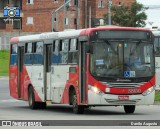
17 46 24 99
79 42 87 104
45 44 52 100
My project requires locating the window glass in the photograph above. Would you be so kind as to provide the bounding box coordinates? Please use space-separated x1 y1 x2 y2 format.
74 0 77 5
61 39 69 51
59 39 69 63
90 41 154 78
52 40 60 64
10 55 17 65
10 44 17 65
11 44 17 54
70 39 77 51
28 0 34 4
52 53 61 64
26 17 33 24
68 38 78 64
65 18 68 25
26 43 32 53
36 42 43 53
68 52 78 64
24 54 33 65
53 40 59 52
32 42 43 65
24 43 33 65
60 52 68 63
98 0 103 8
33 54 43 64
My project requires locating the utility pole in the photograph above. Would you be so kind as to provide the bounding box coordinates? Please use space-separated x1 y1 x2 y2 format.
89 6 91 28
85 0 87 28
64 0 67 30
51 11 54 31
108 0 112 25
56 13 59 30
52 0 72 31
75 0 79 29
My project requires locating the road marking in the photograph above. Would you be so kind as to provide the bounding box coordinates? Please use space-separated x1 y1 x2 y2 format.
0 99 22 103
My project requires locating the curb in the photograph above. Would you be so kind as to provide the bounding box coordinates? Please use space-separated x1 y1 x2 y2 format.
0 76 9 79
154 101 160 105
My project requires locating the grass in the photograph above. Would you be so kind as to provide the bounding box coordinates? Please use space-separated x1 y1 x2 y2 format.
155 90 160 102
0 50 9 76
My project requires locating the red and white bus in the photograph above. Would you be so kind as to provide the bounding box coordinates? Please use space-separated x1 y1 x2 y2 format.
9 26 155 114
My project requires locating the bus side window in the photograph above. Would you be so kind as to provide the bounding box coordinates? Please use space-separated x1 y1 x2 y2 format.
33 41 43 65
24 43 33 65
68 38 78 64
26 43 32 53
52 40 60 64
59 39 69 64
10 44 18 65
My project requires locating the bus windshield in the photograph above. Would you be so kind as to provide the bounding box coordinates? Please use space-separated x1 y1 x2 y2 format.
154 36 160 56
90 41 155 78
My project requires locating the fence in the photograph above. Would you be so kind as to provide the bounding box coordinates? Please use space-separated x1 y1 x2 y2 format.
0 36 10 50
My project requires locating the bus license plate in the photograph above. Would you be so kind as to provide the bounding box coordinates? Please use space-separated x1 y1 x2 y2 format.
118 96 129 100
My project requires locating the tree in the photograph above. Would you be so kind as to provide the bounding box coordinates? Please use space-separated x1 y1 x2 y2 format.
104 1 147 27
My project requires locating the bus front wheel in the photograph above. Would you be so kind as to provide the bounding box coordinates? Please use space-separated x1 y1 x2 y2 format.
124 105 135 114
72 93 84 114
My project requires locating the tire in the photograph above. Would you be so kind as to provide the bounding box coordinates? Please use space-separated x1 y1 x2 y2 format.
28 87 47 109
124 105 135 114
38 102 47 109
28 86 38 109
69 91 74 105
72 93 84 114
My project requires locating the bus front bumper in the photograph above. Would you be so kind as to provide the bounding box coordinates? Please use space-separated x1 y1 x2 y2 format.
88 90 155 105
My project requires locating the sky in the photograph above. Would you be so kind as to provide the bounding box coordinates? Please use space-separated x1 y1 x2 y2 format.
137 0 160 28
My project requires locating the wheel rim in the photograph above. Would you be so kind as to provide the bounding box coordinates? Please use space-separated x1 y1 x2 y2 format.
73 95 78 112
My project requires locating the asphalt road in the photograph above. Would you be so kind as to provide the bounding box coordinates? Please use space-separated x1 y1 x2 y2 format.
0 77 160 129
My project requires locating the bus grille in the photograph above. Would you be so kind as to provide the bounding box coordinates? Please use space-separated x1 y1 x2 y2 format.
101 82 146 88
104 99 141 105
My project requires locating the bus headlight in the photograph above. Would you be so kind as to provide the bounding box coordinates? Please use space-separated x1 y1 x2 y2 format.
88 85 104 95
142 86 155 96
92 87 99 93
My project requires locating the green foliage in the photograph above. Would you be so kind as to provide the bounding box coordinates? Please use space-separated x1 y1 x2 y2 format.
155 90 160 102
0 50 9 76
104 1 147 27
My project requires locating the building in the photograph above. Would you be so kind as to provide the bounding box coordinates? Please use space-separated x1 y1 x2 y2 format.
0 0 63 32
0 0 135 32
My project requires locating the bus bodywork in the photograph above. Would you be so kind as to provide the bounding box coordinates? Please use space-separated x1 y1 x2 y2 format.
9 26 155 114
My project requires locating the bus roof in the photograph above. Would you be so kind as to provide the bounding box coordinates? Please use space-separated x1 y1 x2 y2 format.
10 26 152 44
10 29 84 44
